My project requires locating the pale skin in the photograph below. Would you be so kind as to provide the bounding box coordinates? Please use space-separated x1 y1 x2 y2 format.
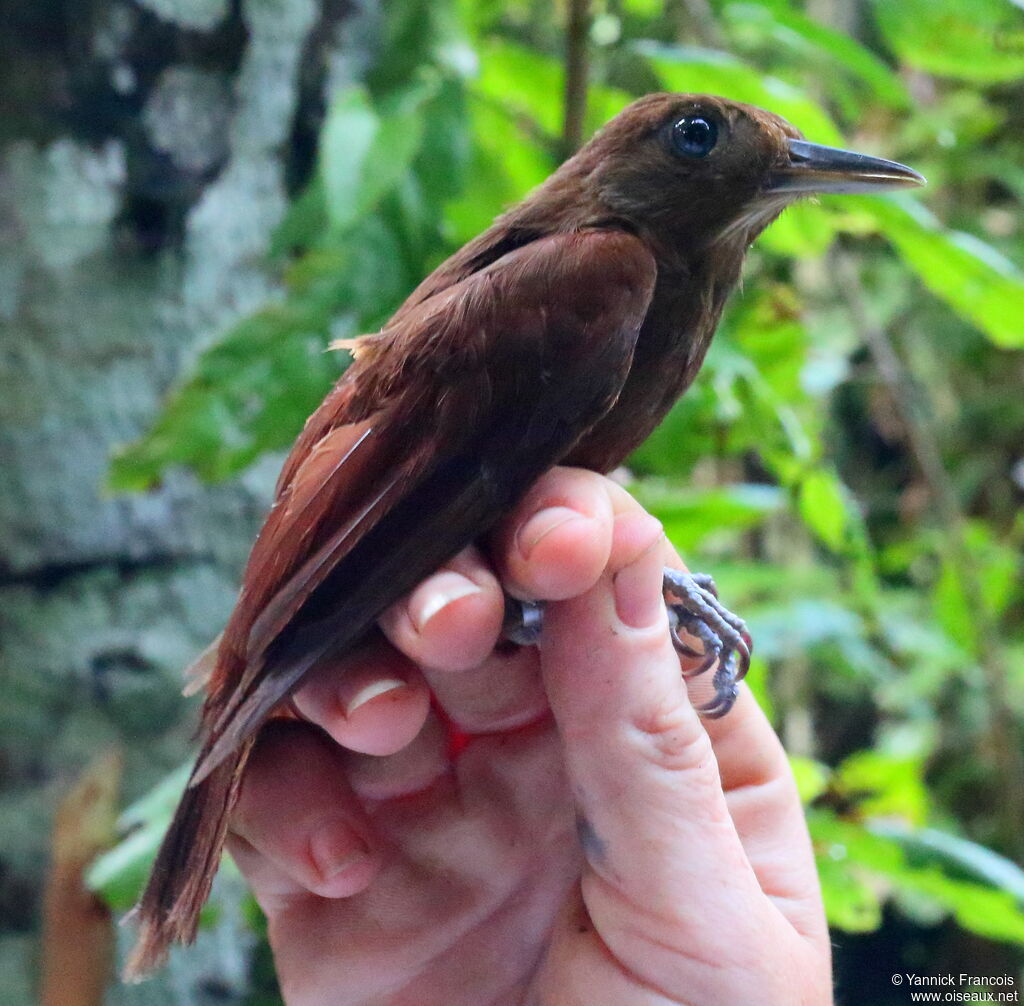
227 467 833 1006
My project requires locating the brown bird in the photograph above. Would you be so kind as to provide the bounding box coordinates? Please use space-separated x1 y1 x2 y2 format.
126 92 923 976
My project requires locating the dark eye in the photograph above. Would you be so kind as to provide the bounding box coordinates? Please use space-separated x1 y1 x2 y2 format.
671 116 718 158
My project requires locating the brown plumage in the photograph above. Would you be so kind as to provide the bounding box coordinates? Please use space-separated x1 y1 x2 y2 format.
126 93 922 977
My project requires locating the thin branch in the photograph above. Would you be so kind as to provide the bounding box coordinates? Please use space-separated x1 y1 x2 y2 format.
561 0 591 159
833 249 1024 858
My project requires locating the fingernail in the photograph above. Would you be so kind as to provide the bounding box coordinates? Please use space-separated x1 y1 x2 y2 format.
408 571 482 633
516 506 586 560
309 823 372 882
612 515 666 629
345 678 406 716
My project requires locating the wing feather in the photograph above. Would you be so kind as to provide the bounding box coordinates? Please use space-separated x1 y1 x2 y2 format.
196 229 658 781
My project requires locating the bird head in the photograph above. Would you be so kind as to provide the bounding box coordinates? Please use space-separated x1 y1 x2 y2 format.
542 93 924 258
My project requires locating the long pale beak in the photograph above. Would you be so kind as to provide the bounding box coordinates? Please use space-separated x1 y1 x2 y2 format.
768 138 926 195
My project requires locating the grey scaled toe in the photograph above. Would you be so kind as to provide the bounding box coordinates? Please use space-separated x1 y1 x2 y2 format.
502 597 546 646
499 569 751 720
664 568 751 718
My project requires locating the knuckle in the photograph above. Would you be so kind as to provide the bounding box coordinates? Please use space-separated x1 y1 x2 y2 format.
627 695 717 776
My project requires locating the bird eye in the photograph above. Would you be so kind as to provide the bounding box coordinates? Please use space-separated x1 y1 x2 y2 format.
671 116 718 158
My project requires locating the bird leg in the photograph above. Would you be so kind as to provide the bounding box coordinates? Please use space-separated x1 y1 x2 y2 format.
502 597 546 646
500 569 752 719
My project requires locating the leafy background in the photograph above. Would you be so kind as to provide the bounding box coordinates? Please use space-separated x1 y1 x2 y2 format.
8 0 1024 1002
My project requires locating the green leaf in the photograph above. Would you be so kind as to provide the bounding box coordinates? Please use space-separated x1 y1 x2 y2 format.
964 520 1021 619
871 0 1024 84
473 38 634 141
631 285 828 488
87 764 191 910
893 869 1024 946
320 87 380 230
760 201 836 259
835 750 929 826
109 208 422 490
790 755 831 803
108 302 344 488
631 481 785 552
810 810 899 931
444 94 554 244
750 598 872 668
636 42 843 146
723 3 910 110
811 809 1024 945
87 826 162 911
853 195 1024 349
270 176 327 259
798 469 851 552
621 0 664 17
816 854 885 932
321 81 437 232
414 79 473 212
930 522 1019 657
871 823 1024 902
474 39 563 138
933 554 979 655
368 0 469 93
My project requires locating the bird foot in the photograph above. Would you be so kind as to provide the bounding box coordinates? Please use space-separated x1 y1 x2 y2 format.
500 568 751 719
663 568 751 718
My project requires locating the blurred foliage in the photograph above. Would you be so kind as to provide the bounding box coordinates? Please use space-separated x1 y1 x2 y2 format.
103 0 1024 994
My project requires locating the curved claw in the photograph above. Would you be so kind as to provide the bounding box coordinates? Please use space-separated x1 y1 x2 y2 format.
734 634 752 682
682 648 718 679
671 636 704 662
668 605 722 678
667 608 701 659
698 683 740 718
696 653 743 718
669 623 711 667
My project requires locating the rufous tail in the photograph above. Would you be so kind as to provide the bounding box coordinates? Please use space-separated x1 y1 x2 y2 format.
123 736 253 981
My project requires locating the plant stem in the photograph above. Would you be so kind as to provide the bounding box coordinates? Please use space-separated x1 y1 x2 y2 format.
561 0 590 159
833 249 1024 859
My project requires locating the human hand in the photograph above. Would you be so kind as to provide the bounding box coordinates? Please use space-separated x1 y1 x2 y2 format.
227 467 833 1005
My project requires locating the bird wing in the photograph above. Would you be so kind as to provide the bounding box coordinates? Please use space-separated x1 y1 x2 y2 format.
192 228 657 783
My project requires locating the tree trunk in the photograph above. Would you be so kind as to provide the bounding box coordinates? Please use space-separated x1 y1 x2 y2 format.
0 1 365 1001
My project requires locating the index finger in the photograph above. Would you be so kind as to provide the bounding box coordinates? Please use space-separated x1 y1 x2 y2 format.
664 539 829 947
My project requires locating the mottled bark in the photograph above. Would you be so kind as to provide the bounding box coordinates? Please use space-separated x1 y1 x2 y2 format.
0 1 368 1001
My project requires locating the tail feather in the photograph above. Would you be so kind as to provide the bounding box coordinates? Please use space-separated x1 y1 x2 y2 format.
123 737 253 981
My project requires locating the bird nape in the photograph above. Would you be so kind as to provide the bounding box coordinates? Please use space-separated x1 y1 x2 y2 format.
125 92 923 978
